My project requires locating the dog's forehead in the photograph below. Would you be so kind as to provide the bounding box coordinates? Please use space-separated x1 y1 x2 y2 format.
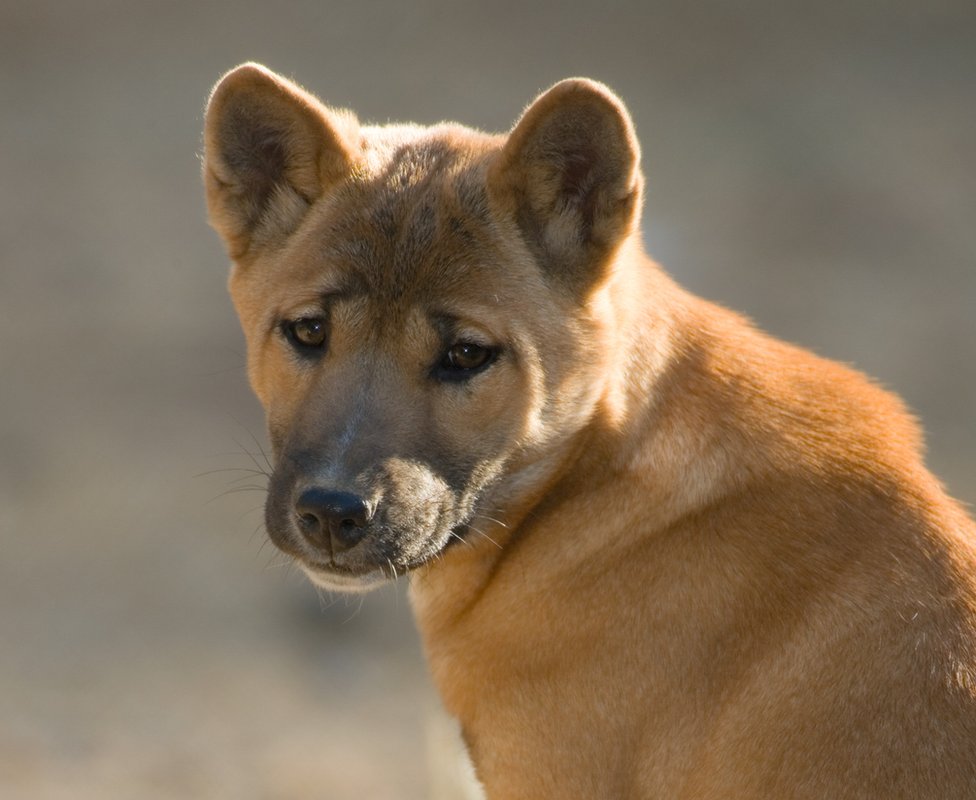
317 126 506 304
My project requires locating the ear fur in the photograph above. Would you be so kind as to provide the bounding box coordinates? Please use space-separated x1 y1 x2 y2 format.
488 79 643 290
203 63 359 259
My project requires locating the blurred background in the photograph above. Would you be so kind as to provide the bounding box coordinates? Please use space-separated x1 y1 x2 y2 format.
1 1 974 797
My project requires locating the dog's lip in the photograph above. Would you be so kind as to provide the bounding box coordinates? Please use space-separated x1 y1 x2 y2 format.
302 550 427 579
301 531 461 583
280 520 472 592
303 551 431 579
302 557 385 578
300 560 392 592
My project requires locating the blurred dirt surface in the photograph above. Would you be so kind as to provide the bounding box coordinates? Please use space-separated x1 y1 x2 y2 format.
1 1 974 798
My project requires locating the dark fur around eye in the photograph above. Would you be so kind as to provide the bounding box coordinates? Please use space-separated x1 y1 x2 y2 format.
434 341 498 381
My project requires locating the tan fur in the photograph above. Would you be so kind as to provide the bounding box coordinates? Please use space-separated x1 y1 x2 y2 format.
204 64 976 798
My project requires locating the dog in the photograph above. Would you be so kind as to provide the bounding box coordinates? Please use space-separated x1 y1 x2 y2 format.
203 63 976 798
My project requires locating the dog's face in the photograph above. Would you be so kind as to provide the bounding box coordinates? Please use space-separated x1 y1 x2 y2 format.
204 65 642 591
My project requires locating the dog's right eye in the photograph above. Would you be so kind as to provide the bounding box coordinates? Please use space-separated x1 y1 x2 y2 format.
434 341 498 381
282 317 328 353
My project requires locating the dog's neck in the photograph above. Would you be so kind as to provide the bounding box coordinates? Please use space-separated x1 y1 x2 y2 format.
408 240 743 639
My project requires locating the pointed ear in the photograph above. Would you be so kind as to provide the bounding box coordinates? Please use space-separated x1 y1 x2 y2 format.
203 63 359 259
488 78 642 290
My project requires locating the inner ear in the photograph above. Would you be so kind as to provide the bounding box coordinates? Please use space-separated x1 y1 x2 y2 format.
203 63 359 259
488 78 642 291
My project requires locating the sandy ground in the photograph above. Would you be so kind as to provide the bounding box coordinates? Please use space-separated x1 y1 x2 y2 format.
2 1 974 798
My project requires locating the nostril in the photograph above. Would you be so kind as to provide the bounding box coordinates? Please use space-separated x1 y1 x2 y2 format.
298 511 320 530
338 517 360 533
295 488 370 552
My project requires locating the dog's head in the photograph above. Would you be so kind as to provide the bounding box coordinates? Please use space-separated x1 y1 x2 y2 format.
203 64 643 591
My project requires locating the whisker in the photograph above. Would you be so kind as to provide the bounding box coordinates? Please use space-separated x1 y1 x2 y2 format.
448 529 474 548
342 595 365 624
236 504 264 524
466 522 503 550
224 484 269 495
192 466 269 480
204 485 269 505
250 519 268 545
473 513 509 529
232 436 273 480
228 472 270 487
229 415 275 474
262 553 293 572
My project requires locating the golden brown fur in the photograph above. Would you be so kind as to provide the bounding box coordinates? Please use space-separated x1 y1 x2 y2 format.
204 63 976 798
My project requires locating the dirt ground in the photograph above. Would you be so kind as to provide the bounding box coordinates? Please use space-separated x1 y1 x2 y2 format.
1 1 974 798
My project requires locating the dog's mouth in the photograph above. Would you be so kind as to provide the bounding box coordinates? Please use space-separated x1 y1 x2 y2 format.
295 524 471 592
274 513 475 593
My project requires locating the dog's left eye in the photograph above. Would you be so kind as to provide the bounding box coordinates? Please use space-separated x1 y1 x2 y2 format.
436 341 497 380
282 317 328 352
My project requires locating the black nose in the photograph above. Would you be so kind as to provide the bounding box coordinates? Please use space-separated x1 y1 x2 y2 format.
295 488 370 553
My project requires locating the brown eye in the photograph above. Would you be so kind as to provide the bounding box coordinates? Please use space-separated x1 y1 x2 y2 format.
437 341 497 380
283 317 328 352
